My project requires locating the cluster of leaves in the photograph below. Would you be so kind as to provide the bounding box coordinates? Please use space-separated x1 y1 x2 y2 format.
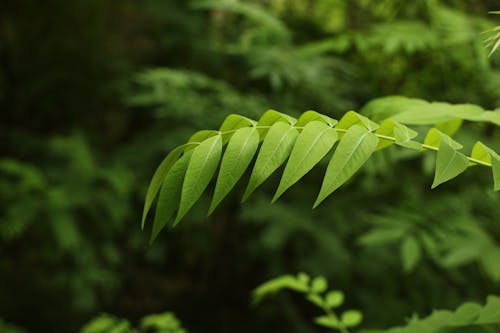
253 273 362 332
80 311 186 333
374 295 500 333
254 274 500 333
359 191 500 280
142 103 499 241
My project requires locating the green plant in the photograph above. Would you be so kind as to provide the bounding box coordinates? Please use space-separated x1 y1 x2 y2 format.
369 295 500 333
80 311 187 333
254 273 362 333
253 274 500 333
141 101 499 241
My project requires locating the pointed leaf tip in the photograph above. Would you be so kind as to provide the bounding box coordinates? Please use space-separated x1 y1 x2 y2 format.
174 135 222 226
141 144 188 230
431 140 469 189
150 149 194 243
208 127 259 215
315 125 378 207
273 121 338 202
243 122 298 201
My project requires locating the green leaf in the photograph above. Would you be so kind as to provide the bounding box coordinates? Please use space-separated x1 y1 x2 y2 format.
219 114 256 144
315 125 378 208
476 296 500 324
424 128 462 150
471 141 492 165
393 122 421 149
175 135 222 226
219 114 256 132
488 154 500 191
359 228 406 246
187 130 219 144
315 315 340 329
273 121 338 201
442 242 481 267
257 109 297 138
435 119 463 137
391 105 454 125
141 144 189 229
297 272 310 285
341 310 363 327
296 110 338 127
209 127 259 215
401 236 421 272
450 303 482 326
336 111 379 133
481 249 500 281
471 142 500 191
151 150 194 242
243 122 299 201
361 95 429 121
253 275 309 304
431 140 469 189
483 110 500 126
325 291 344 309
311 276 328 293
375 119 397 150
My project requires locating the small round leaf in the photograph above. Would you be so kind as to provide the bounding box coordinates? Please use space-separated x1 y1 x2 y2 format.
311 276 328 293
341 310 363 327
326 291 345 309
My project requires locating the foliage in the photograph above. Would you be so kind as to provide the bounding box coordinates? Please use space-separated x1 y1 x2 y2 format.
254 273 362 333
375 295 500 333
1 0 500 332
254 274 500 333
80 311 186 333
142 105 499 240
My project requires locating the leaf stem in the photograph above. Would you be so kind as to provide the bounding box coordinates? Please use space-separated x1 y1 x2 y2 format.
215 125 493 168
322 306 349 333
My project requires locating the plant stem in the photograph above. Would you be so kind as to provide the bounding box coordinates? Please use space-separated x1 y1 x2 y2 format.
191 124 493 168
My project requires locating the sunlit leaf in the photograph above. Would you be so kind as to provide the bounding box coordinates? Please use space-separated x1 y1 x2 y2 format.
243 122 298 200
175 135 222 225
432 140 469 188
273 121 337 201
209 127 259 214
141 144 190 229
151 150 194 242
315 125 378 207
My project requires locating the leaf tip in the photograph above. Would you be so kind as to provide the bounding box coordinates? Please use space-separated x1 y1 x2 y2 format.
141 210 148 230
149 231 159 245
271 190 283 204
207 201 218 216
312 198 323 209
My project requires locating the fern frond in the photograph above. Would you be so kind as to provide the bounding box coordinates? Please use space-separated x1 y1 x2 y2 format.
143 105 499 240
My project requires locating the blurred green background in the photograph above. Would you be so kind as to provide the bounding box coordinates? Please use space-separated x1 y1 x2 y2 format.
1 0 499 332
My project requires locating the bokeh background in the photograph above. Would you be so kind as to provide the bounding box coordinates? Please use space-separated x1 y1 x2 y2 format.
1 0 500 332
